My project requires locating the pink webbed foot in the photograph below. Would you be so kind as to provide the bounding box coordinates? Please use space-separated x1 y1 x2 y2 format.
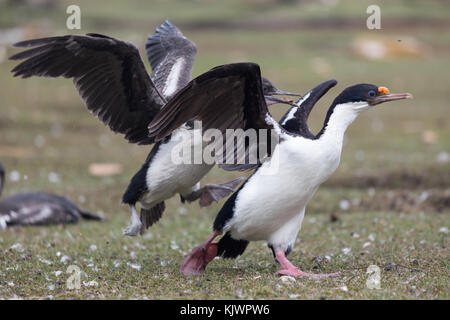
276 267 340 279
275 250 340 279
180 243 218 276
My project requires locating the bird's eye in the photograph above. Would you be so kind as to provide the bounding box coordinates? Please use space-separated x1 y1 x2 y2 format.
368 90 376 98
263 86 268 93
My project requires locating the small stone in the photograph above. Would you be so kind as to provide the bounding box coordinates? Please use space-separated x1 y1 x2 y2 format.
438 227 448 234
9 171 20 182
48 172 60 183
60 255 71 264
339 200 350 211
341 247 351 255
9 243 24 252
436 151 449 163
339 285 348 292
89 244 97 251
280 276 296 284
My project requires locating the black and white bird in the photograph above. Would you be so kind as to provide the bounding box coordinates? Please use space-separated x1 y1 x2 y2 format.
147 62 412 277
0 161 101 228
9 21 300 236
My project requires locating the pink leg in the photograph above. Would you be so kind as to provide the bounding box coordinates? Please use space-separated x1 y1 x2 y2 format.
275 250 340 279
180 231 222 276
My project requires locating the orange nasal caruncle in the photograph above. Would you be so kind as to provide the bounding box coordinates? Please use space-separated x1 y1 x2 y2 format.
378 86 390 95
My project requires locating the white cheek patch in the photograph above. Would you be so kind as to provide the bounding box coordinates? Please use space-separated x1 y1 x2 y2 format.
281 107 297 125
295 91 311 107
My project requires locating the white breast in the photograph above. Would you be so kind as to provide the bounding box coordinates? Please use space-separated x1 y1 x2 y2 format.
225 133 343 246
141 128 213 208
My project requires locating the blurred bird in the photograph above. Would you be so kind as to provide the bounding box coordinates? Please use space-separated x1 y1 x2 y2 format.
0 161 101 229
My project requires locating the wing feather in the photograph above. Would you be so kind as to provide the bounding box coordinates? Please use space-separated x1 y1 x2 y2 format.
10 34 165 145
148 62 279 169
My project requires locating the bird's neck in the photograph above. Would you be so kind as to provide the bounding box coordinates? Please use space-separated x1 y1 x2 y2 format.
317 102 363 142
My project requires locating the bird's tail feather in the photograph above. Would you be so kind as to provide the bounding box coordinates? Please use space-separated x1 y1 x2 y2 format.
79 210 102 221
140 201 165 232
217 231 249 259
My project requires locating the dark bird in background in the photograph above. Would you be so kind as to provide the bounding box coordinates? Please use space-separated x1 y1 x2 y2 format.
9 20 300 237
148 62 412 277
0 161 101 229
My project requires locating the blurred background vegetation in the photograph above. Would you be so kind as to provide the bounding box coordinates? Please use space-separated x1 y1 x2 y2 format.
0 0 448 299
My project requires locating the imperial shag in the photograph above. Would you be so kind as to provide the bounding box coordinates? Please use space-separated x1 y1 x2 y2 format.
147 62 412 277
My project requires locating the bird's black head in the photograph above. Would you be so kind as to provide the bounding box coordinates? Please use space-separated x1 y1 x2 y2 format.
261 77 302 106
317 83 413 138
333 83 412 108
0 161 5 197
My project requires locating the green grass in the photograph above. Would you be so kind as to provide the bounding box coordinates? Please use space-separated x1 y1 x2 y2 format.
0 1 449 299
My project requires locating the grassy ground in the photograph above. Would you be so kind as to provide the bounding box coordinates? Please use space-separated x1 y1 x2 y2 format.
0 0 449 299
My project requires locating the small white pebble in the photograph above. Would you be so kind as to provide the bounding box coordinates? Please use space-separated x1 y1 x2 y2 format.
363 242 371 248
60 255 71 264
54 271 62 277
288 293 300 298
438 227 448 234
341 247 351 255
48 172 60 183
170 240 179 250
39 258 52 265
339 199 350 211
339 285 348 292
83 280 98 287
48 284 55 291
9 170 20 182
368 234 376 242
128 263 141 271
417 191 429 203
280 276 296 284
89 244 97 252
436 151 449 163
10 243 24 252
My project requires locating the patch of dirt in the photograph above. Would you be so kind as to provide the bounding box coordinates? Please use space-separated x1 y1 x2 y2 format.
333 189 450 215
326 169 450 190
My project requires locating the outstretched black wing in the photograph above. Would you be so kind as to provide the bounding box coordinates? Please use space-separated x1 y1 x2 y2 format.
148 62 282 169
280 79 337 138
10 34 165 145
146 20 197 99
